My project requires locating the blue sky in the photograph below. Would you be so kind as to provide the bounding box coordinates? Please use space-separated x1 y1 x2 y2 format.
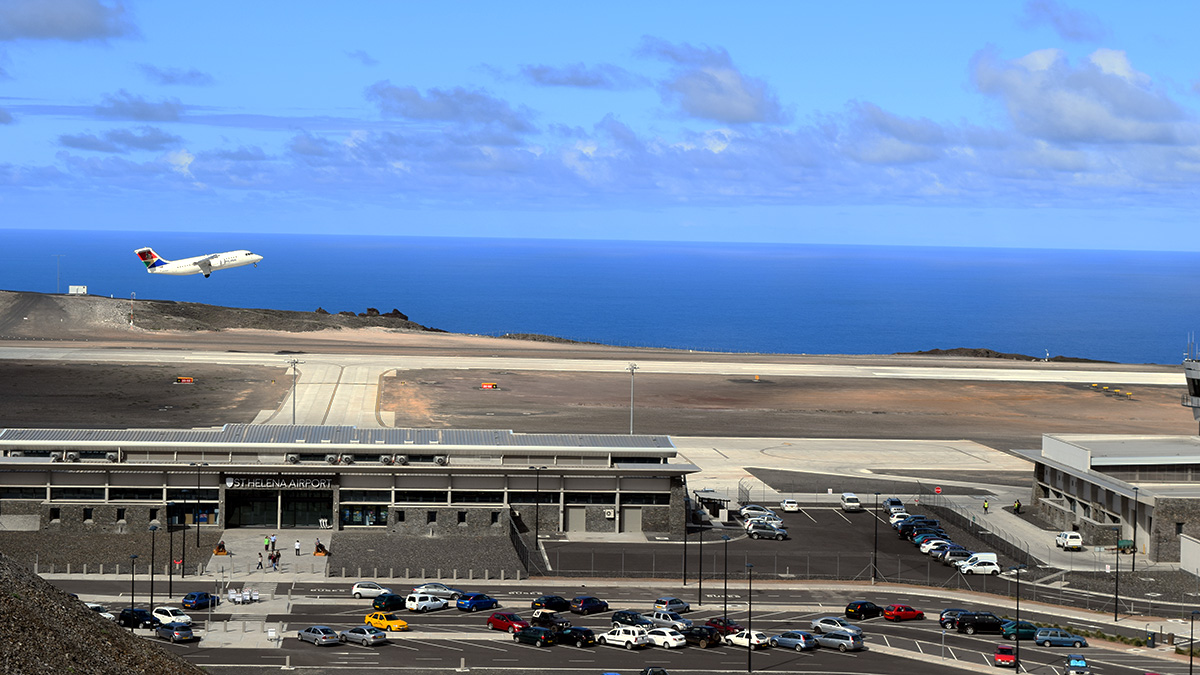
1 1 1199 249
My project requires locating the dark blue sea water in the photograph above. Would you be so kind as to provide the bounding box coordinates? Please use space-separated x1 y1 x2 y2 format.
0 230 1195 364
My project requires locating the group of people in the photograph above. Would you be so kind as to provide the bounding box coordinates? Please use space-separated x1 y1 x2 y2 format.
256 533 283 571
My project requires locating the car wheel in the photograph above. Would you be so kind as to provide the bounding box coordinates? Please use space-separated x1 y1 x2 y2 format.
613 622 620 629
576 639 584 648
796 644 804 651
751 533 760 539
354 592 362 599
625 641 635 650
1073 641 1082 648
698 639 708 648
598 636 607 645
470 606 479 612
770 639 778 647
725 637 733 645
991 570 1000 576
339 635 347 643
507 625 516 633
421 606 429 613
1005 633 1014 640
451 593 461 600
966 626 977 635
536 639 545 647
839 644 848 652
1041 640 1050 647
512 635 519 642
776 534 785 540
170 635 177 643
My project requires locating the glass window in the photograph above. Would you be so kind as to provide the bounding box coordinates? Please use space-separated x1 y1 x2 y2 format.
510 492 560 504
427 510 437 524
340 490 391 503
621 493 670 505
0 487 43 499
564 492 616 505
49 507 60 521
116 508 126 521
395 490 446 503
166 489 219 501
340 505 389 527
491 511 500 524
451 491 503 503
457 511 467 524
50 487 104 501
83 508 93 521
110 488 162 501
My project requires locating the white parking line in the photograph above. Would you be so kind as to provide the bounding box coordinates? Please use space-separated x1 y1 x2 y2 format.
798 509 818 523
833 509 852 523
404 638 462 651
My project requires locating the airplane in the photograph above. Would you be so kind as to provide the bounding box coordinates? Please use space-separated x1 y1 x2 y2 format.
135 247 263 278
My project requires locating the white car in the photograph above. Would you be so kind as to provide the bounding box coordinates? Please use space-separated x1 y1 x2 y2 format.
779 499 800 512
85 602 115 621
152 606 192 626
919 538 951 554
1055 531 1083 551
744 515 783 530
739 504 776 519
410 583 463 600
597 626 650 649
725 629 770 649
405 593 449 612
351 582 392 599
888 512 911 526
645 627 686 648
810 616 862 636
960 560 1001 575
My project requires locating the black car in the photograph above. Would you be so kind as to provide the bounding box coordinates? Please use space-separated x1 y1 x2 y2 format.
569 596 609 615
681 625 722 648
559 626 596 647
529 610 572 631
512 626 557 647
372 593 405 611
845 601 883 620
956 612 1005 635
899 520 940 537
118 608 161 629
611 610 655 629
894 515 932 530
530 595 571 612
938 608 970 629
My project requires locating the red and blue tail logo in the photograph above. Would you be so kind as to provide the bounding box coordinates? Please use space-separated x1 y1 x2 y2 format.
135 247 166 269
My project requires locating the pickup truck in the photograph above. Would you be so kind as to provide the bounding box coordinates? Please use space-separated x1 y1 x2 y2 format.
1055 531 1083 551
993 644 1016 667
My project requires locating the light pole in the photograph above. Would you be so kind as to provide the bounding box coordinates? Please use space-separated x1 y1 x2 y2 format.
698 525 703 608
872 492 880 583
746 562 754 673
52 254 65 294
530 465 546 571
627 363 638 434
1113 529 1121 622
190 462 208 548
721 534 730 624
128 553 138 632
167 502 174 596
1190 609 1199 675
288 358 305 424
1011 564 1027 670
149 524 158 609
1131 486 1140 573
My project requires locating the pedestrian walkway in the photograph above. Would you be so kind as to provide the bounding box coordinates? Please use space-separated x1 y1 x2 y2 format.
203 530 334 577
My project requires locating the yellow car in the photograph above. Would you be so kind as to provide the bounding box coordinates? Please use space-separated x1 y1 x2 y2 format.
365 611 409 631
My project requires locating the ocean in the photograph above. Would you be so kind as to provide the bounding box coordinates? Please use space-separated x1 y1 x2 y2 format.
0 229 1196 365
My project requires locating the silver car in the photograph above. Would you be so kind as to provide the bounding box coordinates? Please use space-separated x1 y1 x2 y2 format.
351 582 392 599
298 625 339 646
339 625 388 646
653 597 691 613
747 523 788 540
810 616 863 636
410 583 463 600
815 630 864 652
648 610 692 630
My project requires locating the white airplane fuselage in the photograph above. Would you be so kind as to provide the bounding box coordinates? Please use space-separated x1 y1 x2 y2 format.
135 247 263 278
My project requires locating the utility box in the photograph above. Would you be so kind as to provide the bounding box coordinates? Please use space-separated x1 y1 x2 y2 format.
68 286 87 295
480 382 498 390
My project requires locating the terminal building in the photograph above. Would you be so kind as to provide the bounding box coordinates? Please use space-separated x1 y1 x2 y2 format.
0 424 695 539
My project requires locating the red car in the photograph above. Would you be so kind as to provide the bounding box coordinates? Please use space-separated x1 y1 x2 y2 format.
883 604 925 622
487 612 530 633
705 617 745 636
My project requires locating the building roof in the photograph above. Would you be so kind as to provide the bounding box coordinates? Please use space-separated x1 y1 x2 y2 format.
1045 434 1200 466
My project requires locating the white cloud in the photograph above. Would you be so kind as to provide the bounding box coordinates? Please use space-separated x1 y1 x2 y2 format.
1019 0 1108 43
94 90 183 121
0 0 136 42
165 148 194 177
639 37 785 125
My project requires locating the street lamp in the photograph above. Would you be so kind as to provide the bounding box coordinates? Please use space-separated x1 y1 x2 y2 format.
149 524 158 608
1190 609 1200 675
872 492 880 583
626 363 638 434
1113 527 1121 622
721 535 731 624
530 465 546 571
128 553 139 633
1131 486 1140 573
746 562 754 673
190 462 208 547
166 502 174 596
288 358 305 424
1010 564 1027 670
698 524 703 608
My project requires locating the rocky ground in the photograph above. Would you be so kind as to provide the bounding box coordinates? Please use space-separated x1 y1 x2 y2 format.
0 551 205 674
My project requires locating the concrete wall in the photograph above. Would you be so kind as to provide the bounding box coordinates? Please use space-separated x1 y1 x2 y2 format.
37 502 162 534
1182 534 1200 577
1146 497 1197 563
584 505 616 533
388 505 509 538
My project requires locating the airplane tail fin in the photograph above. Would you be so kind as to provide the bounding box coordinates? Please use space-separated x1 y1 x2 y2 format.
134 247 169 270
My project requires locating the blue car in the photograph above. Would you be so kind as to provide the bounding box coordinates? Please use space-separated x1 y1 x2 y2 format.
182 592 220 610
456 592 500 612
770 630 818 651
1035 628 1088 648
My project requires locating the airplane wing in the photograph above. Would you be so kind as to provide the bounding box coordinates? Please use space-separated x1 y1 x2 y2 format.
196 254 218 277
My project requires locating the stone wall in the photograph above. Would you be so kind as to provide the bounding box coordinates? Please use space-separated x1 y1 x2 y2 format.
641 505 672 533
1147 497 1197 562
583 505 615 532
388 505 509 538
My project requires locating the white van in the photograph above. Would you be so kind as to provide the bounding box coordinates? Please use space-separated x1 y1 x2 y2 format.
840 492 863 512
1055 531 1083 551
955 552 998 569
405 593 448 613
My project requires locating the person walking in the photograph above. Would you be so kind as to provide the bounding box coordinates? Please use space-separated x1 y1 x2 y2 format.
1014 499 1022 514
294 539 301 556
257 552 264 570
263 535 270 551
983 499 989 514
270 534 277 551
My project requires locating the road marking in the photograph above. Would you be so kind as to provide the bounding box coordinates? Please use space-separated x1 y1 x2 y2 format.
798 509 818 523
833 509 852 523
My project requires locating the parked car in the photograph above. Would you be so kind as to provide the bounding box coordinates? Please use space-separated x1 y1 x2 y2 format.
570 596 609 615
744 515 783 530
456 592 499 612
960 560 1002 575
956 612 1005 635
155 621 194 643
899 520 940 537
85 603 116 621
845 601 883 620
1035 628 1089 648
487 612 530 633
810 616 862 636
1065 654 1092 675
351 582 392 599
994 643 1017 667
739 504 776 518
779 499 800 512
942 550 974 566
815 630 864 652
939 608 970 629
559 626 596 648
894 514 933 530
597 626 650 649
530 609 572 631
681 625 722 648
889 511 911 526
151 606 192 627
931 544 966 561
364 611 409 632
882 497 905 513
770 630 818 651
883 604 925 621
920 538 952 554
653 597 691 613
705 616 744 636
646 627 687 648
117 608 160 629
1001 620 1037 641
725 629 769 649
612 610 656 630
1056 531 1084 551
297 625 339 646
840 492 863 512
911 531 949 545
531 595 571 612
340 625 388 646
372 593 405 611
512 626 556 647
181 592 220 610
746 523 788 540
411 583 463 600
648 610 692 630
405 593 449 613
